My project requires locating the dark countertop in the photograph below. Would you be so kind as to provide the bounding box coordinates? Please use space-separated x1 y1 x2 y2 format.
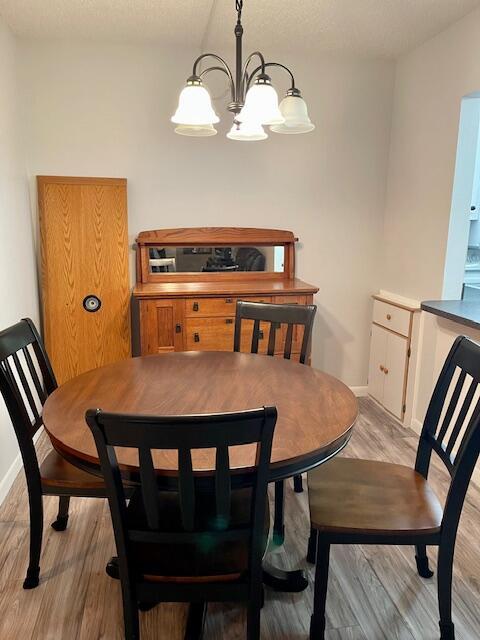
421 299 480 331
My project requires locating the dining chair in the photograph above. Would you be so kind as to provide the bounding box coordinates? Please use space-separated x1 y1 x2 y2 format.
0 318 108 589
307 335 480 640
233 300 317 544
86 405 277 640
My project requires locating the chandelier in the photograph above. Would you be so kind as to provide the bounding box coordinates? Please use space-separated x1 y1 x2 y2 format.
171 0 315 141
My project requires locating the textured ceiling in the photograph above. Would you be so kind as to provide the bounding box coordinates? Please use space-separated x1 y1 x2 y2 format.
1 0 479 57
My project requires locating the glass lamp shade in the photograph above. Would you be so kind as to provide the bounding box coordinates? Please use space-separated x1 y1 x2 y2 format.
171 81 219 126
237 76 284 126
270 94 315 134
226 119 268 141
174 124 217 137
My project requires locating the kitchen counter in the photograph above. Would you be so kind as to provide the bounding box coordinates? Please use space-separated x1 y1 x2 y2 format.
421 299 480 331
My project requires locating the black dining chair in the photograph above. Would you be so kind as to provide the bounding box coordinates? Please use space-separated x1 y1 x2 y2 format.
234 300 317 544
0 318 109 589
307 336 480 640
86 405 277 640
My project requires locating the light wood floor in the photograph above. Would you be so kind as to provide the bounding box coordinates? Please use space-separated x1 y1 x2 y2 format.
0 397 479 639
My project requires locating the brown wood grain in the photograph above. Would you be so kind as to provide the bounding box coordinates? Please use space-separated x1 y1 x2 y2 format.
43 352 357 478
38 176 131 384
133 279 318 299
136 227 296 246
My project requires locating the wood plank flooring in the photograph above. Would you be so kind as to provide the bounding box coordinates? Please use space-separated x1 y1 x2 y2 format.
0 397 479 639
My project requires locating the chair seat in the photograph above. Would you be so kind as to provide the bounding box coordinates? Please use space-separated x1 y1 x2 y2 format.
308 458 443 537
125 488 270 584
40 448 107 493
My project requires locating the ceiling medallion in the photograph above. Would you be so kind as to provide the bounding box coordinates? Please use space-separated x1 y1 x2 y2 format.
171 0 315 141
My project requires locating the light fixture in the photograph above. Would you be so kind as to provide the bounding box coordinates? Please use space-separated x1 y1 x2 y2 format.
270 88 316 134
171 0 314 140
227 119 268 142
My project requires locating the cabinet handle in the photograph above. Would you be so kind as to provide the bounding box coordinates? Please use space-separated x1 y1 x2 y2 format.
386 314 392 320
175 324 182 333
258 330 264 340
225 318 233 324
192 302 199 312
384 368 389 375
225 298 233 304
194 333 200 343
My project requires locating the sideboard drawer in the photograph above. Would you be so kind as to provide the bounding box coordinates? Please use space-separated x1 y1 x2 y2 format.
185 297 237 317
373 299 410 337
186 317 235 350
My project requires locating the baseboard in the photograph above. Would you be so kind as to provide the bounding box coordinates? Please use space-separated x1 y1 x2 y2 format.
410 418 423 435
0 428 43 507
350 386 368 397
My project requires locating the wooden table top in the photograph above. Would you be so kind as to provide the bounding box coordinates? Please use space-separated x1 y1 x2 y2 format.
43 351 358 480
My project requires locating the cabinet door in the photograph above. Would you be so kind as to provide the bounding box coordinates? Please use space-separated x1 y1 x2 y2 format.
368 323 387 403
139 299 184 354
383 331 408 419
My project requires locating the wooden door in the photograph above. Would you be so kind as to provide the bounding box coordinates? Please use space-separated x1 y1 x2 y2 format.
368 323 387 404
38 176 131 383
383 331 408 419
140 299 184 354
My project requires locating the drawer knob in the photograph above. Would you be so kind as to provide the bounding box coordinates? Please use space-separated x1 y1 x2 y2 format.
192 302 199 312
258 330 264 340
225 298 233 304
379 365 384 372
194 332 200 343
225 318 233 324
386 314 392 320
384 368 389 375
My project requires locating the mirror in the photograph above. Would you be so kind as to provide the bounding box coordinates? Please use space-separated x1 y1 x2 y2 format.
148 246 285 274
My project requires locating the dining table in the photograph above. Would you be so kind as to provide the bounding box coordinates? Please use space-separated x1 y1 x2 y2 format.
42 350 358 592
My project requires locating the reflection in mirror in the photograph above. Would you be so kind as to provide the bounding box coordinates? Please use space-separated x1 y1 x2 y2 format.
148 246 285 274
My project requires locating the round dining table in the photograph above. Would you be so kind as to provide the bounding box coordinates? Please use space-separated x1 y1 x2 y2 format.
43 350 358 591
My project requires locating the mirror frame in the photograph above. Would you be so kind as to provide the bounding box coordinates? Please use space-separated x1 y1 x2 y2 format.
135 228 297 284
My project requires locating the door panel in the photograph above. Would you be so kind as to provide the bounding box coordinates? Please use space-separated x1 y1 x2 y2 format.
39 178 130 383
140 299 184 354
383 331 408 419
368 323 387 403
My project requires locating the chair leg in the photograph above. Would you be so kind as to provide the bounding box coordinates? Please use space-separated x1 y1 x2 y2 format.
247 591 262 640
438 544 455 640
415 544 434 578
185 602 207 640
121 588 140 640
23 485 43 589
310 541 330 640
293 474 303 493
273 480 285 545
307 527 318 564
51 496 71 531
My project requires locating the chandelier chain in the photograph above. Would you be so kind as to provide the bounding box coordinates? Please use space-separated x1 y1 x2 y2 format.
236 0 243 22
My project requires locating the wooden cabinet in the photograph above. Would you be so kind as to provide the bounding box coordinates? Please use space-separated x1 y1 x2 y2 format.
38 176 131 384
131 228 318 360
368 295 419 421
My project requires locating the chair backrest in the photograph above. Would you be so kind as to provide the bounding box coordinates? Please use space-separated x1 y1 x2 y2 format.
415 336 480 535
233 300 317 364
0 318 57 486
86 406 277 587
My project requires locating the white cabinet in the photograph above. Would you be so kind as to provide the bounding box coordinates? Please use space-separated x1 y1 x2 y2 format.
368 295 418 421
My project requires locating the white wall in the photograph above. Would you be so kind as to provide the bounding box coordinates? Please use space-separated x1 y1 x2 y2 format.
0 17 39 501
18 39 395 387
381 7 480 423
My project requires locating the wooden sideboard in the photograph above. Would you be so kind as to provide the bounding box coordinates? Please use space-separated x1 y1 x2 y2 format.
131 228 318 360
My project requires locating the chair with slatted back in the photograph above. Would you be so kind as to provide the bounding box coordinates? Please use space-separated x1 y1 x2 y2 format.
87 406 277 640
307 336 480 640
0 318 108 589
234 300 317 545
